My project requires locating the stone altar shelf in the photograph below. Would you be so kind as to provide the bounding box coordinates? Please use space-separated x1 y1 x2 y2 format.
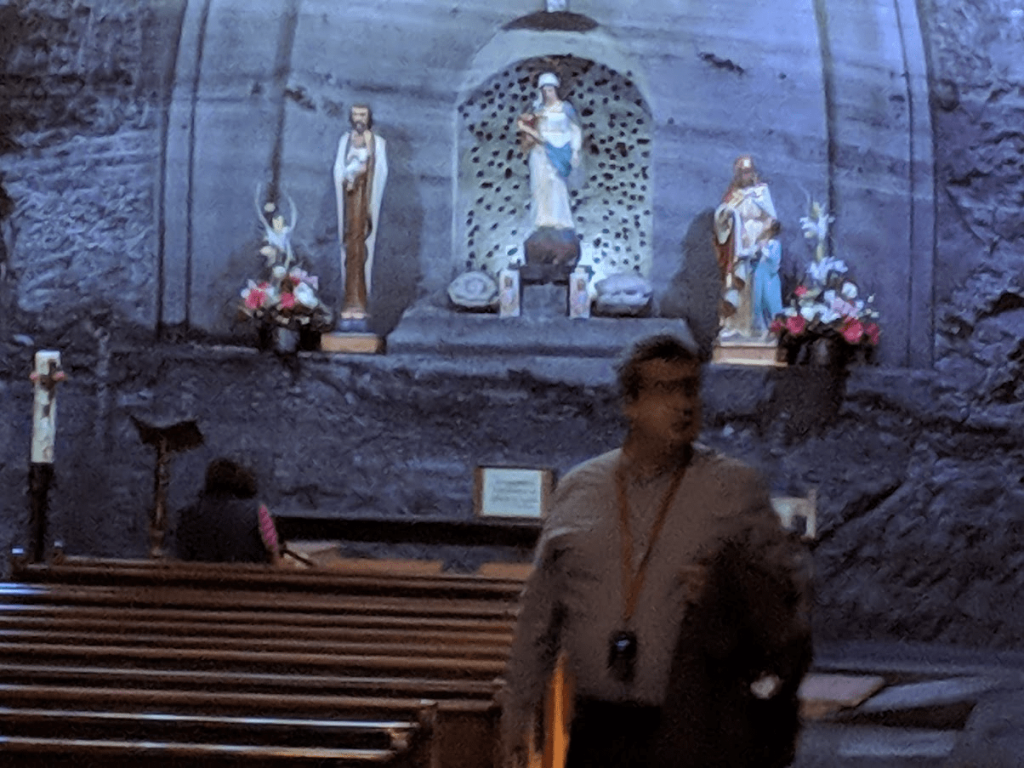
386 302 697 359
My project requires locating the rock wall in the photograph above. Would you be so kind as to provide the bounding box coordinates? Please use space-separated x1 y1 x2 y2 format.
2 0 932 364
3 339 1023 649
923 0 1024 401
0 0 186 331
1 0 1024 650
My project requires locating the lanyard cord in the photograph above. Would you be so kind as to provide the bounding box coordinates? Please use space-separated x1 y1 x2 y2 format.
615 451 690 624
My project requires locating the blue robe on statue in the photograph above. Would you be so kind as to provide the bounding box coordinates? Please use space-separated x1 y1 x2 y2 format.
752 238 783 332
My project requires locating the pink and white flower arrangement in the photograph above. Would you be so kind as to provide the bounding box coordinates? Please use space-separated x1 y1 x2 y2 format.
770 204 881 363
770 269 880 362
237 198 333 332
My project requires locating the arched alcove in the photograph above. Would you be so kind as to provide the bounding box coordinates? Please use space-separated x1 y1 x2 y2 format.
454 19 654 286
456 56 652 282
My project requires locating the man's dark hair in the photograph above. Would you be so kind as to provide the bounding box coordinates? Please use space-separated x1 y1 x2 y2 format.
204 458 258 498
351 104 373 129
617 334 700 402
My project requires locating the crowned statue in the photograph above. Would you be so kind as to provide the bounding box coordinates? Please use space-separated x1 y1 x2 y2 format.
515 72 584 278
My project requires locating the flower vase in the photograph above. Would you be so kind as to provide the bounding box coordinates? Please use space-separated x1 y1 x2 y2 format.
810 337 834 366
809 336 853 372
298 328 321 351
782 340 802 366
272 326 300 354
256 324 273 351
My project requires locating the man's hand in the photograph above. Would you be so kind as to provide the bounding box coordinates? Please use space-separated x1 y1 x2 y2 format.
750 673 782 699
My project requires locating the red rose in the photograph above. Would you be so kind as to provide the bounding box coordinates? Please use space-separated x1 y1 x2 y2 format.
769 317 784 334
864 322 880 345
841 317 864 344
245 288 267 310
795 285 809 297
785 315 807 335
279 291 296 310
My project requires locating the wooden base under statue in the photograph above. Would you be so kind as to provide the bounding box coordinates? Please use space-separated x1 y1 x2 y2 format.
713 336 786 367
320 331 383 354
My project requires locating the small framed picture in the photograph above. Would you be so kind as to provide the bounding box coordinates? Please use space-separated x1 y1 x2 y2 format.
474 466 554 520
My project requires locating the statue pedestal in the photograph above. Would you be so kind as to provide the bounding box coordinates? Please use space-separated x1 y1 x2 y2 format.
518 262 574 285
713 336 784 367
523 227 580 275
521 283 568 317
321 331 383 354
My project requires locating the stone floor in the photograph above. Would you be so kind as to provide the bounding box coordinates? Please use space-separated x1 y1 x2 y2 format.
792 643 1024 767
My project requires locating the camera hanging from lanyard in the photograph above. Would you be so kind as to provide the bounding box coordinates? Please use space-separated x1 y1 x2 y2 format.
608 630 638 683
610 450 691 686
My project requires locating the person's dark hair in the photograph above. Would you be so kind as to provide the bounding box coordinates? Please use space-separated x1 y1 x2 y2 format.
617 334 700 402
204 458 258 498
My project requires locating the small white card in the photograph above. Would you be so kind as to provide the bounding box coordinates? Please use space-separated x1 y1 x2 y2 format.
498 268 521 318
568 267 591 318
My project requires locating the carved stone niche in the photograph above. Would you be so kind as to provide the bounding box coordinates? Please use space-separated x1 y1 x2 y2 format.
455 55 653 289
389 50 696 358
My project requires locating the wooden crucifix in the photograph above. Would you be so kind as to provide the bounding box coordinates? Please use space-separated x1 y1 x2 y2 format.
28 350 65 562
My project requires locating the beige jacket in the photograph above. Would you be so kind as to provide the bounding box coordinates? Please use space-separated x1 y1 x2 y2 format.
500 444 795 755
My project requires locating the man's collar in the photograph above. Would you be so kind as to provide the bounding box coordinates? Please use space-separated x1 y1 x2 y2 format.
620 442 695 482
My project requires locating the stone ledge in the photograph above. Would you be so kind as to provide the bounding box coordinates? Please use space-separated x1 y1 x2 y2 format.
386 302 697 359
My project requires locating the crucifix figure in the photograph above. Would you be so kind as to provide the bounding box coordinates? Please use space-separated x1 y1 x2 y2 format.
28 351 65 562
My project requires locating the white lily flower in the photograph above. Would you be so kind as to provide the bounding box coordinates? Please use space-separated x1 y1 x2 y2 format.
806 261 829 285
799 201 834 244
294 282 318 309
841 281 858 300
272 265 286 280
819 308 841 324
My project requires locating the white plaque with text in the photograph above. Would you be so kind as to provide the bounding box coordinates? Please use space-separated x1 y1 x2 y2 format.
474 467 553 519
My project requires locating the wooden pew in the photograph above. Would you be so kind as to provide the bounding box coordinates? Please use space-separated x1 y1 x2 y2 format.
1 556 530 768
0 701 434 767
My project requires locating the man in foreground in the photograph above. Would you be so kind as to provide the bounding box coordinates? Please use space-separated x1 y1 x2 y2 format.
501 334 812 767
